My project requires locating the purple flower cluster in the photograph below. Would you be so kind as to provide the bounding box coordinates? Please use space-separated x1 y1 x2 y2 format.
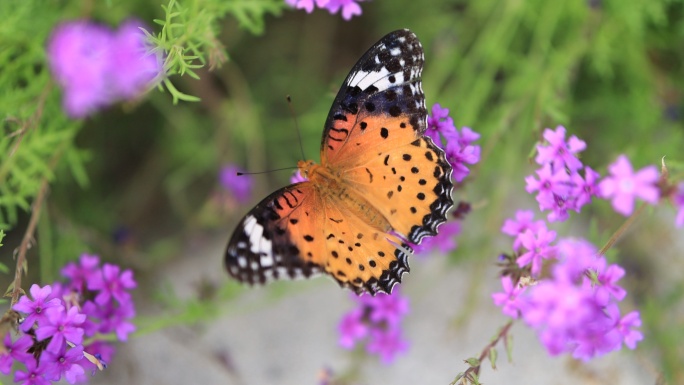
492 238 642 360
426 104 481 182
48 20 164 118
219 164 254 204
525 126 660 221
285 0 367 20
338 290 409 364
5 254 136 384
491 126 674 360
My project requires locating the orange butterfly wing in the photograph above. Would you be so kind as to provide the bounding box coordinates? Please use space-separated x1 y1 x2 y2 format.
225 29 453 294
224 181 409 294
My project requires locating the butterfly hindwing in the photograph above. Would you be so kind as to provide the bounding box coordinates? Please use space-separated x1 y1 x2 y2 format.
225 181 413 294
318 196 411 294
225 183 325 284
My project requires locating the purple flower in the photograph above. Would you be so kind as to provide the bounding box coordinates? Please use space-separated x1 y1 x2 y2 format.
673 182 684 227
413 221 461 254
598 155 659 216
325 0 364 20
290 169 308 184
85 300 136 341
13 284 63 332
47 21 114 118
501 210 546 251
109 20 163 99
35 306 86 353
555 238 599 280
593 263 626 306
366 328 409 364
445 139 480 182
525 163 572 211
47 20 164 118
515 237 642 360
61 253 101 292
285 0 319 13
338 308 368 348
570 166 601 210
14 358 50 385
0 334 34 374
545 191 573 222
40 345 85 384
88 263 137 306
286 0 365 20
219 164 253 204
570 305 622 361
338 289 410 363
516 227 557 275
616 310 643 349
535 126 586 172
492 276 524 318
360 291 409 327
455 126 480 147
426 103 457 147
521 278 600 354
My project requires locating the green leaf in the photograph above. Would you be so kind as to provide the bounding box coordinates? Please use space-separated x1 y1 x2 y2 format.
489 348 498 370
506 333 514 363
464 357 480 367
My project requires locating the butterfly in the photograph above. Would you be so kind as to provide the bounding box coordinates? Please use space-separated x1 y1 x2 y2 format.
225 29 454 295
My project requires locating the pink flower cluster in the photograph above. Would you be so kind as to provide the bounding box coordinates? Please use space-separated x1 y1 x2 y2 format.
525 126 660 221
492 126 679 360
5 254 136 384
493 237 642 360
285 0 367 20
406 104 480 257
48 20 164 118
338 290 409 364
426 104 481 183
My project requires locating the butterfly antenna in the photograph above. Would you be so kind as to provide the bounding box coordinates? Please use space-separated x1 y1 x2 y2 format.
286 95 307 161
237 166 299 176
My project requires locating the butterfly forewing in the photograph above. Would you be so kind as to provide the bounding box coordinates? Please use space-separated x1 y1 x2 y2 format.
322 29 427 165
320 29 453 245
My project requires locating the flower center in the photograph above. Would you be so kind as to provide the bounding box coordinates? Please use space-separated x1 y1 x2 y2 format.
619 179 634 193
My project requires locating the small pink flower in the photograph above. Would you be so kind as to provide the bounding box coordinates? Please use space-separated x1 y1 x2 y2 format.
598 155 659 216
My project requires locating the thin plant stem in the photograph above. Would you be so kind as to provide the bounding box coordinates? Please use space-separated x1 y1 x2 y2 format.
10 179 50 307
598 203 647 257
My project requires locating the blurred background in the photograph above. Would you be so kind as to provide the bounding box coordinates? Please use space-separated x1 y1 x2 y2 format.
2 0 683 384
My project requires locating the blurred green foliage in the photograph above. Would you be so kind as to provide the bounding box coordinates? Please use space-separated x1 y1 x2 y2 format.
1 0 683 382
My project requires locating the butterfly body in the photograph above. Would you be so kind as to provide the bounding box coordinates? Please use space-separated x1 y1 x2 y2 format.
226 29 454 294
